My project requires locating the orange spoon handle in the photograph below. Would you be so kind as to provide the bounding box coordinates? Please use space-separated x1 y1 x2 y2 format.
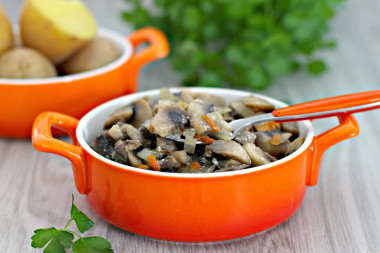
273 90 380 118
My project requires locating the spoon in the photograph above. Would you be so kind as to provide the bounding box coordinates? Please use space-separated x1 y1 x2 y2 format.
167 90 380 143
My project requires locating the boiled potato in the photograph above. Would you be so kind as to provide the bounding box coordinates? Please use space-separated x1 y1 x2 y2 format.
0 4 13 56
20 0 97 64
0 47 57 78
59 37 120 74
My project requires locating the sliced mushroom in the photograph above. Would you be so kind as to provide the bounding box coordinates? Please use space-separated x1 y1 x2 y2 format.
229 100 255 118
170 150 191 164
242 95 274 112
285 137 305 156
159 155 181 171
160 87 179 101
215 159 250 172
188 99 217 135
270 132 292 146
194 93 226 106
156 137 177 153
131 99 153 128
121 124 142 142
127 150 142 167
106 125 124 142
151 104 188 137
104 105 133 128
209 140 251 165
281 122 300 135
255 132 290 156
243 143 273 166
235 131 256 145
90 134 115 160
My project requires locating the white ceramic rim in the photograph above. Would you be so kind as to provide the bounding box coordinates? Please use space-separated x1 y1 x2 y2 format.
77 87 315 178
0 27 133 85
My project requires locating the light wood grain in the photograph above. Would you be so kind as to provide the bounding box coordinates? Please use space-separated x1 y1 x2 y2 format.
1 0 380 252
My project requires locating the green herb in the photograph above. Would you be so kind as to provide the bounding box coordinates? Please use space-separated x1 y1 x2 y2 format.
122 0 344 90
31 195 113 253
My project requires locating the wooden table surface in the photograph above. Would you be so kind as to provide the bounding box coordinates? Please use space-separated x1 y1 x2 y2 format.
1 0 380 252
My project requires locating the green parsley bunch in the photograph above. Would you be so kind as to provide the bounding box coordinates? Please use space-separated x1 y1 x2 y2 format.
122 0 344 89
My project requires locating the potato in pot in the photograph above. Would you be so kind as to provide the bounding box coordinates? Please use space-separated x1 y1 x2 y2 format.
58 37 121 75
0 47 57 79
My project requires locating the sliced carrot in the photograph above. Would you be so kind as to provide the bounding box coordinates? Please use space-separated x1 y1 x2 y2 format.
137 165 149 170
201 115 220 132
148 124 155 133
190 161 201 170
147 155 160 171
194 135 215 144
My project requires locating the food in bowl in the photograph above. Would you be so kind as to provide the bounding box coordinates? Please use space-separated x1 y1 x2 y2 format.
0 0 120 79
91 88 305 173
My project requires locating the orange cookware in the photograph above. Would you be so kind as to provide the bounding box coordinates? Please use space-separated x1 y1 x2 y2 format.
0 27 169 138
31 88 379 242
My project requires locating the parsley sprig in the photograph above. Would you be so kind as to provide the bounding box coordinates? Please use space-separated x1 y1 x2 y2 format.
31 195 114 253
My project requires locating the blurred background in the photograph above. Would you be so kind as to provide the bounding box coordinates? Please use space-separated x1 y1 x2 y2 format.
2 0 380 100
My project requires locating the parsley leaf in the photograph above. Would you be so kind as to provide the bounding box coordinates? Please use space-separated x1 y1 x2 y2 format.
71 195 94 233
72 237 114 253
31 228 74 253
31 195 113 253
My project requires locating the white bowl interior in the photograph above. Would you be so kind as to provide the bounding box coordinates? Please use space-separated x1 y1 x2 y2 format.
77 88 314 178
0 27 133 85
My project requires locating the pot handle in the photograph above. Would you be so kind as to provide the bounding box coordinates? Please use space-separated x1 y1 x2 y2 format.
307 113 360 186
32 112 87 194
126 27 170 93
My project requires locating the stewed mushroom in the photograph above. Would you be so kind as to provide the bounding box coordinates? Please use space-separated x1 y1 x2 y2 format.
91 88 305 173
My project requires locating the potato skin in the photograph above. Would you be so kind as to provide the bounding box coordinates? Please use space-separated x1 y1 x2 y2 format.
20 0 96 64
59 37 120 74
0 5 13 56
0 47 57 78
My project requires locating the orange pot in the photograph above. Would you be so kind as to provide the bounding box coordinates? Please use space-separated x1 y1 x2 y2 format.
0 27 169 138
32 88 360 242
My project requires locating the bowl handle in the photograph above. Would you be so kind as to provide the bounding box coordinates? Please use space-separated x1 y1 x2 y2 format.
32 112 87 194
127 27 170 93
307 114 360 186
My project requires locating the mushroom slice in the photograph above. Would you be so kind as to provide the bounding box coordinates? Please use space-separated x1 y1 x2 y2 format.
127 150 142 167
104 105 133 128
131 99 153 128
156 137 177 153
243 143 273 166
170 150 190 165
106 125 124 142
209 140 251 165
151 104 188 137
159 155 181 171
215 159 250 172
194 93 226 106
242 95 274 112
229 100 255 118
90 134 115 160
188 99 217 135
285 137 305 156
255 132 290 156
281 122 300 135
235 131 256 145
121 124 142 141
160 88 179 101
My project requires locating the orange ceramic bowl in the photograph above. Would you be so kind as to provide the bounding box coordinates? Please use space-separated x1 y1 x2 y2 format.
32 88 360 242
0 27 169 138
